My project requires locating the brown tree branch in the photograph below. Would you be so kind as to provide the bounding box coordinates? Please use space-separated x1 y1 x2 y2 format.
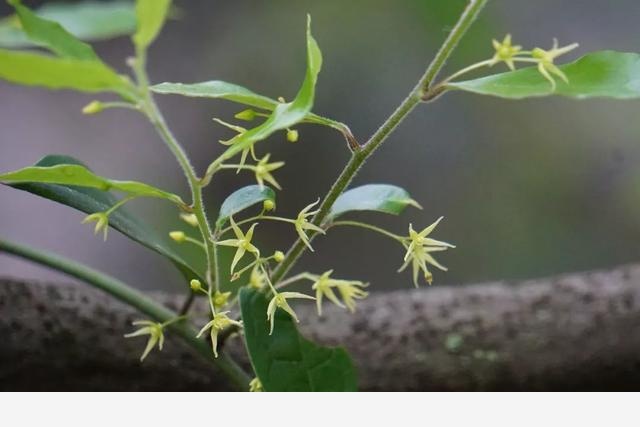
1 264 639 391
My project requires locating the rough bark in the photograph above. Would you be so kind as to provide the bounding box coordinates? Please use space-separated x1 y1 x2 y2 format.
1 264 640 391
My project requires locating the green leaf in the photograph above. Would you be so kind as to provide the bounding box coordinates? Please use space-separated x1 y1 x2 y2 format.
0 49 133 96
214 15 323 163
329 184 421 218
133 0 171 50
0 1 137 48
239 288 358 392
9 0 98 60
216 185 276 227
0 1 133 98
5 155 204 283
0 160 184 205
447 51 640 99
151 80 279 111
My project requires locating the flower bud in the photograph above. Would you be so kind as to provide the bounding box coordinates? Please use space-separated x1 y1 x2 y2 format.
234 109 256 121
263 199 275 212
190 279 202 292
286 129 299 143
169 231 186 243
179 213 199 227
273 250 285 263
82 101 103 115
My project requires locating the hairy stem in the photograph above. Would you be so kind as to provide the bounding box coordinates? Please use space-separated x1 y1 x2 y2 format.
417 0 489 94
129 50 245 382
0 238 250 391
134 52 219 292
271 0 488 284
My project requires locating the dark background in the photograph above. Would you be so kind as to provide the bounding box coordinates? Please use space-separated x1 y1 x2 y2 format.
1 0 640 292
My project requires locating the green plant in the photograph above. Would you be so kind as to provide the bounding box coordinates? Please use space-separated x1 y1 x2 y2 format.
1 0 639 391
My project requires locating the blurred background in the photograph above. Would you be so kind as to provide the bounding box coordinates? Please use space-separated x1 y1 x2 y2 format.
1 0 640 292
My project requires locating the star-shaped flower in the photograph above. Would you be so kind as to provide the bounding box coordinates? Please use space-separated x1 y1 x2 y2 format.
82 212 109 241
254 154 284 190
124 320 165 362
213 291 232 309
214 118 257 171
197 311 243 357
490 34 522 70
310 270 368 315
216 216 260 274
399 217 455 287
267 291 315 334
311 270 344 315
294 199 326 252
335 280 369 313
531 39 579 90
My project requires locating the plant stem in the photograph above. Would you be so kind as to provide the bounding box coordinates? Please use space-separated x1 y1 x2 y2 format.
0 238 250 391
178 291 196 315
417 0 489 94
133 52 219 292
271 0 487 284
329 220 404 242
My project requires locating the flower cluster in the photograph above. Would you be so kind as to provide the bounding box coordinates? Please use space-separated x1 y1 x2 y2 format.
489 34 579 90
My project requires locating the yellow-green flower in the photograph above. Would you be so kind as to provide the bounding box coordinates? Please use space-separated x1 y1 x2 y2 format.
249 377 263 392
267 291 315 334
311 270 344 315
216 216 260 274
254 154 285 190
490 34 522 70
310 270 369 315
335 280 369 313
213 291 232 308
399 217 455 287
124 320 165 362
531 39 579 90
399 245 448 286
294 199 326 252
82 212 109 241
197 311 243 357
214 118 256 170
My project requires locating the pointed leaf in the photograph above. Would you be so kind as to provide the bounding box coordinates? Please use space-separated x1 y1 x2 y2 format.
9 0 98 60
151 80 279 110
0 49 134 97
133 0 171 50
214 15 323 163
4 155 204 283
447 51 640 99
0 160 184 205
329 184 421 218
216 185 276 227
0 1 136 48
239 288 358 392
